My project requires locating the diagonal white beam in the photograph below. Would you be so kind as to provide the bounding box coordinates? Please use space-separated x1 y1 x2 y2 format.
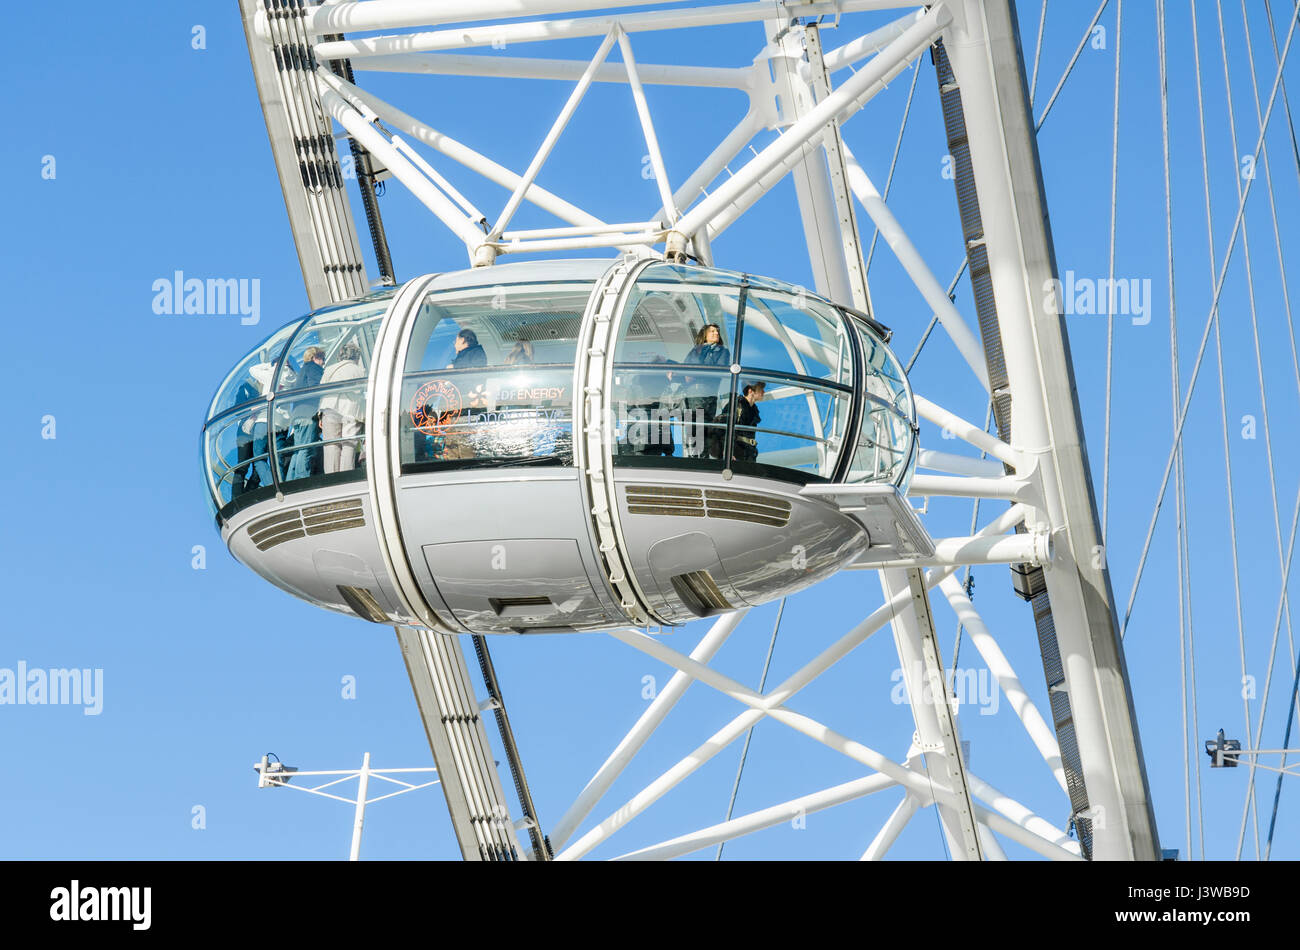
557 504 1028 859
671 5 949 243
617 28 678 225
489 29 619 244
968 772 1080 857
613 772 898 860
842 142 991 391
316 70 603 228
861 793 921 860
593 630 1083 861
550 610 747 849
665 107 763 217
824 9 928 72
318 88 486 251
978 823 1008 860
908 474 1036 503
846 529 1041 571
914 394 1021 468
939 574 1068 795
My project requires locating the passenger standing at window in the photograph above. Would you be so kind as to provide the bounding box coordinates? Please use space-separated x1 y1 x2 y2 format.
505 340 534 365
320 342 365 474
231 378 263 498
682 323 730 458
286 346 325 480
449 328 488 368
711 380 764 462
440 329 487 460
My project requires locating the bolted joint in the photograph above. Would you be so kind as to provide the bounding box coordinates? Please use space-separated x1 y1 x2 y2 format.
664 230 690 263
471 243 498 268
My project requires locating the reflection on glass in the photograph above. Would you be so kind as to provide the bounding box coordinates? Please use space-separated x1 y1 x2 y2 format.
731 374 848 479
401 368 573 469
741 294 852 387
405 285 589 373
277 303 385 393
207 405 270 508
209 321 300 419
612 366 732 462
274 383 370 485
848 316 915 487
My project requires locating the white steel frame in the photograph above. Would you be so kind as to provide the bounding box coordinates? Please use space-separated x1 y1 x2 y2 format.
242 0 1162 860
253 753 441 861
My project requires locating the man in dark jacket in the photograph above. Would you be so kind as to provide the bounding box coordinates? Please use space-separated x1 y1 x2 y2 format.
731 381 764 462
450 328 488 368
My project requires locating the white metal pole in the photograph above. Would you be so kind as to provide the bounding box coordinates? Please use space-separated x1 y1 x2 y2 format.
392 136 487 226
490 29 620 242
943 0 1156 860
913 395 1021 468
317 71 604 229
671 5 950 243
762 16 858 306
842 143 992 391
939 574 1069 795
847 532 1046 570
907 474 1036 502
318 89 486 252
977 822 1009 860
878 568 980 859
617 28 679 225
309 1 926 58
824 10 928 72
613 772 897 860
916 448 1006 478
551 610 746 849
665 107 763 216
861 793 921 860
350 752 371 861
967 771 1079 855
294 0 733 35
349 52 749 89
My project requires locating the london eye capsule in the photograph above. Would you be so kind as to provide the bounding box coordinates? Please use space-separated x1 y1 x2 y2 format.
200 258 927 633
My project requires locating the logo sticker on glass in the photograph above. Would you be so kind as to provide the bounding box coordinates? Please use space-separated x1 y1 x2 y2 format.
410 379 462 434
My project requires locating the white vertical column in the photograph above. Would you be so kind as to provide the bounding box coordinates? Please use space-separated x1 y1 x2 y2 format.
941 0 1159 860
350 752 371 861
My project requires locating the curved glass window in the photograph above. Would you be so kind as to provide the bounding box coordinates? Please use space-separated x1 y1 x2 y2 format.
208 321 301 419
271 302 387 485
203 294 394 518
398 283 590 471
612 264 855 482
611 263 914 487
846 315 915 488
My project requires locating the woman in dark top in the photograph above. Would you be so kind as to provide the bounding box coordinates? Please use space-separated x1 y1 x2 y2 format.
682 323 730 458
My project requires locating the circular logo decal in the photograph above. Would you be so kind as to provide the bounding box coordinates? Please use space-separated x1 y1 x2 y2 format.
410 379 462 434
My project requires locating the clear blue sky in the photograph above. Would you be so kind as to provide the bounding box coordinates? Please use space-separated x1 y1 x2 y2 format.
1 0 1297 861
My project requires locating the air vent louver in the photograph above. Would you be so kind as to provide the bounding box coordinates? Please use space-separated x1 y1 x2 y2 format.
625 485 791 527
248 498 366 551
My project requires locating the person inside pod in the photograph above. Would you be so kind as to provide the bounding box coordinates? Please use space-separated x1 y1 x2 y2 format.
285 345 325 480
681 323 730 458
319 341 365 474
